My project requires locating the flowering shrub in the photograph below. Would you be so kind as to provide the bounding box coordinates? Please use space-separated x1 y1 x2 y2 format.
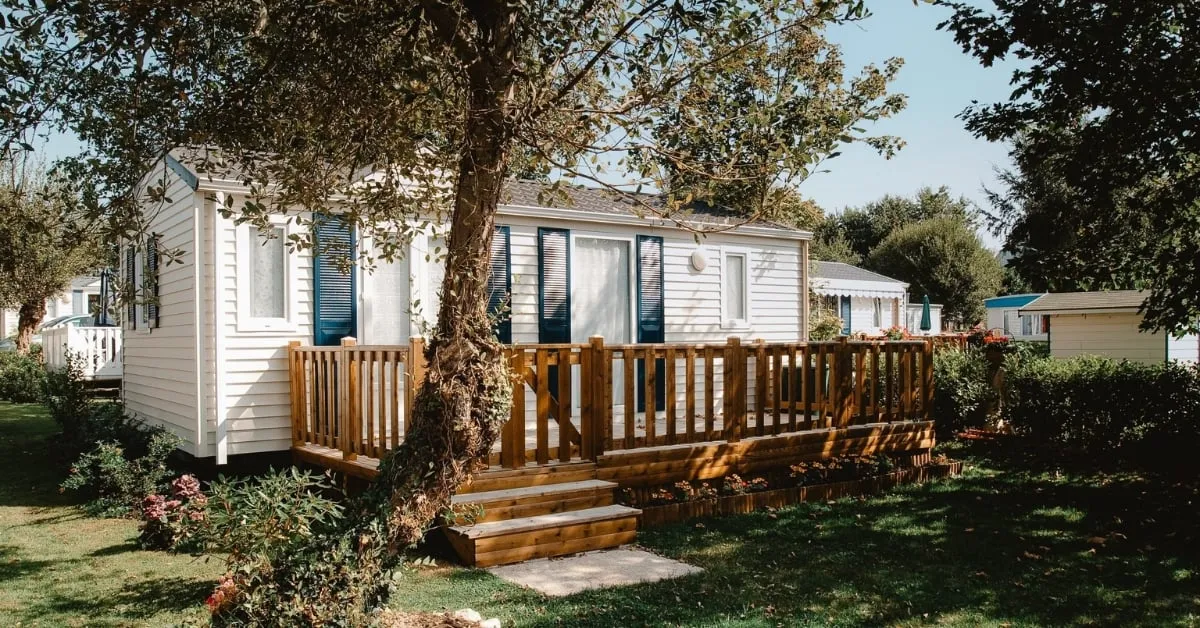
882 325 910 341
790 454 894 486
966 325 1008 347
139 474 209 551
721 474 769 495
60 430 180 517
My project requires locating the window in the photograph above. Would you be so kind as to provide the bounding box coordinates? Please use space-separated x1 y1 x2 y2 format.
873 298 883 327
721 248 750 328
237 220 296 331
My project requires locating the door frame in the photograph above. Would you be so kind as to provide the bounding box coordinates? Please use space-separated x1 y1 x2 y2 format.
568 231 638 345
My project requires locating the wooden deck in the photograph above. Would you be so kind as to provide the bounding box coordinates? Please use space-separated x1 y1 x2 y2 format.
289 336 937 566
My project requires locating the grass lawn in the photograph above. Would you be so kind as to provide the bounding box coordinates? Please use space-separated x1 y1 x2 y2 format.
0 402 221 627
396 437 1200 627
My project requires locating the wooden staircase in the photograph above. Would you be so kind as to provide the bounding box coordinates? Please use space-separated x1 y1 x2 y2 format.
444 463 641 567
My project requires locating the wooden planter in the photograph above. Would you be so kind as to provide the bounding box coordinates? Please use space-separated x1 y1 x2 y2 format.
638 461 963 528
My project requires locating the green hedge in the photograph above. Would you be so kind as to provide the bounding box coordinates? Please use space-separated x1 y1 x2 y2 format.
0 350 47 403
1002 356 1200 467
932 346 995 436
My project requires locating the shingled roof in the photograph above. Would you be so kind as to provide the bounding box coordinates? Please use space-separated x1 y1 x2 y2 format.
1019 290 1148 314
809 261 905 285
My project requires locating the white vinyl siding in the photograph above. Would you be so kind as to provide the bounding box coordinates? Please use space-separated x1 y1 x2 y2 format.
122 165 202 454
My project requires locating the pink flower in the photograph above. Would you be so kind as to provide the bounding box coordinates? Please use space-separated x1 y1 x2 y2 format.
171 474 203 499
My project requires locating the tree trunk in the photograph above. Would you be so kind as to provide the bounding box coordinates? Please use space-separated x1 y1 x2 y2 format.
374 80 515 549
16 300 45 355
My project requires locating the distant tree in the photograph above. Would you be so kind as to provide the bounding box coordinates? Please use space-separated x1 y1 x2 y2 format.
825 187 975 261
0 156 103 353
984 126 1146 294
866 216 1003 325
940 0 1200 332
809 228 861 265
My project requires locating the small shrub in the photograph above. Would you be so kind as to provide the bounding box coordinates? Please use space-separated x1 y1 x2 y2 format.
139 474 210 551
203 468 345 558
200 469 392 626
932 346 996 436
60 430 180 517
0 350 46 403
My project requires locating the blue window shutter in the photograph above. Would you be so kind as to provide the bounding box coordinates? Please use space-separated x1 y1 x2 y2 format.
636 235 665 411
145 235 159 327
537 228 570 343
126 246 136 330
488 226 512 344
313 216 357 346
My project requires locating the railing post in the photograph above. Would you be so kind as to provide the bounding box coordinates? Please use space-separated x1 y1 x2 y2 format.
288 341 303 447
832 336 855 429
587 336 606 460
724 336 745 442
340 337 358 460
923 338 935 421
504 347 526 469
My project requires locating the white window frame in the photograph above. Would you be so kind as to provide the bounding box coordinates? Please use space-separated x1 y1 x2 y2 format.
720 246 752 329
873 298 884 328
569 231 638 344
236 217 299 333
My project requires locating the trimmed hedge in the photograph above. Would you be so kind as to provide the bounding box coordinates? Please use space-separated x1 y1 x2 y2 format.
0 349 47 403
932 346 995 437
1003 356 1200 468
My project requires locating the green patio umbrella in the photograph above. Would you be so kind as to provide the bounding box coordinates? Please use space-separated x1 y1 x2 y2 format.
919 295 932 332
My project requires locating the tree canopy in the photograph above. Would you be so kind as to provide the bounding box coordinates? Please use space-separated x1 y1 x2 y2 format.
818 186 974 262
0 155 104 352
940 0 1200 333
866 215 1003 324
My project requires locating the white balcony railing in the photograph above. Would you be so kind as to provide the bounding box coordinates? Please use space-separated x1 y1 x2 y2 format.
42 326 122 380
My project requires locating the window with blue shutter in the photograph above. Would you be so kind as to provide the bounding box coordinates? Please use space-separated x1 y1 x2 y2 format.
538 228 570 398
313 216 357 346
636 235 665 411
488 226 512 344
126 245 136 330
145 235 159 328
537 228 570 343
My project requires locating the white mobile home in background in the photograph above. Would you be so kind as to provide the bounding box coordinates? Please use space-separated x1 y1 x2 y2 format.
808 261 906 336
1020 290 1198 364
121 154 813 463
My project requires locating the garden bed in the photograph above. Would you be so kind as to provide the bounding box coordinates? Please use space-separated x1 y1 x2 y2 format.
631 458 963 528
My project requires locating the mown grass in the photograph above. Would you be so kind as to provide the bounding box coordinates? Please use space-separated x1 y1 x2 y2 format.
395 437 1200 627
0 402 221 627
2 399 1198 626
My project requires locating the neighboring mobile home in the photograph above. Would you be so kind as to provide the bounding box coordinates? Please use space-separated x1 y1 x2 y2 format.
1019 290 1198 364
122 155 813 462
0 275 105 337
905 302 944 335
809 261 906 336
985 293 1049 341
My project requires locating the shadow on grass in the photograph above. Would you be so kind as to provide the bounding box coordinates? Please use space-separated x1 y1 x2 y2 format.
398 435 1200 628
19 575 214 621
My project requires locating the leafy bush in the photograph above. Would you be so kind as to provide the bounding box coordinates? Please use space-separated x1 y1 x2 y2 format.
200 469 393 626
1003 356 1200 467
932 346 996 436
60 430 180 517
0 350 46 403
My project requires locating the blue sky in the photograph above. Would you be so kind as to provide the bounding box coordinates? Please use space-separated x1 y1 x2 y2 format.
803 1 1018 248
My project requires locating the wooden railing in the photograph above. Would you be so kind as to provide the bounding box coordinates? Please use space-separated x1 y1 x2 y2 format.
42 326 123 380
289 336 934 468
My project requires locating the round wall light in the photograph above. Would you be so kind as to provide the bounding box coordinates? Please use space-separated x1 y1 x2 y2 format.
689 250 707 272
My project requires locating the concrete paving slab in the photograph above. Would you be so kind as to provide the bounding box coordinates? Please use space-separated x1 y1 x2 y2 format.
486 547 702 597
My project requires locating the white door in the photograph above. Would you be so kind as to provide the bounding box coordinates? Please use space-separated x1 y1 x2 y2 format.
363 248 411 345
571 237 632 406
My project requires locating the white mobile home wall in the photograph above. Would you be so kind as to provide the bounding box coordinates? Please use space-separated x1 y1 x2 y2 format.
123 167 810 460
1047 312 1199 365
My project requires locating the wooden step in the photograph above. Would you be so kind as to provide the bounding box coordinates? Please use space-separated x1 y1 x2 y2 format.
451 480 617 523
445 504 641 567
459 461 597 494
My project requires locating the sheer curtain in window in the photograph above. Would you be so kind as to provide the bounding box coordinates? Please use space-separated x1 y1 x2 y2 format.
250 226 285 318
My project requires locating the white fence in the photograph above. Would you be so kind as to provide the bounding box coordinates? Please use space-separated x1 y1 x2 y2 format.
42 326 122 380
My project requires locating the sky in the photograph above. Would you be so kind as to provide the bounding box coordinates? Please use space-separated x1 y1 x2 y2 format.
802 1 1018 248
36 1 1016 247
